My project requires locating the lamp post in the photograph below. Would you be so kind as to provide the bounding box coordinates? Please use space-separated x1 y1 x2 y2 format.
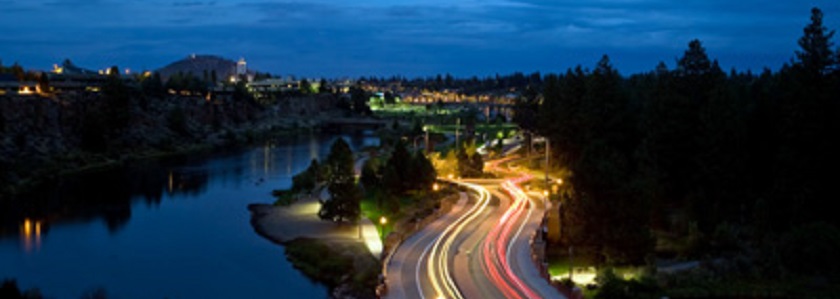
455 117 461 148
379 216 388 238
545 138 550 199
424 126 430 154
543 137 551 209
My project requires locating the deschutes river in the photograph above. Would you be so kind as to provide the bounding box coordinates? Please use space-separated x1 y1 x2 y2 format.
0 132 379 299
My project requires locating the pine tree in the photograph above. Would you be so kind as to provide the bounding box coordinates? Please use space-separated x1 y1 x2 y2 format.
796 7 836 76
319 138 361 223
412 152 437 190
383 140 412 194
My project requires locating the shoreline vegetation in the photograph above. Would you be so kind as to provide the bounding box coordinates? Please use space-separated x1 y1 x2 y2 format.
249 123 462 298
249 201 380 299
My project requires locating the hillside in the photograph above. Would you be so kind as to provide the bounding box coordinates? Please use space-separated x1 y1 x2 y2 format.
0 90 342 198
156 54 242 81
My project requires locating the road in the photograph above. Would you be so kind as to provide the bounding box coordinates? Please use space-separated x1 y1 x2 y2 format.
384 157 564 299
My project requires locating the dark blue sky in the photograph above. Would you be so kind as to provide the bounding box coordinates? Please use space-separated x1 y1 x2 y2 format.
2 0 838 78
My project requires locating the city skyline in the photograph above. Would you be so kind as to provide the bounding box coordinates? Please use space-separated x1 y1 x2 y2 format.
2 0 839 77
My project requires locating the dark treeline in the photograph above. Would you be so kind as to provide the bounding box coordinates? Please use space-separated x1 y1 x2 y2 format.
518 7 840 280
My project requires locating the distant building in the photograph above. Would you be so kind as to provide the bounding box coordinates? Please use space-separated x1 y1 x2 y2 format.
237 58 247 76
246 78 300 99
47 60 107 94
0 73 40 96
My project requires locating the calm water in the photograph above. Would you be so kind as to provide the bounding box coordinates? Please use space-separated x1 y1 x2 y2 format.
0 132 378 299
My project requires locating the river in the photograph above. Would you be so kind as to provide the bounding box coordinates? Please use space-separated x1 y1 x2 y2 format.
0 132 379 298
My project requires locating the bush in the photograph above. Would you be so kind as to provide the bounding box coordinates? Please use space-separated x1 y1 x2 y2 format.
594 268 661 299
285 238 354 287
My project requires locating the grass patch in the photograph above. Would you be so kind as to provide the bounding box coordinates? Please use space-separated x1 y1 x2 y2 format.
284 238 380 298
360 187 458 241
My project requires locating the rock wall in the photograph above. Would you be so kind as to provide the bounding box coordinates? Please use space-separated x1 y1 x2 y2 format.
0 92 342 195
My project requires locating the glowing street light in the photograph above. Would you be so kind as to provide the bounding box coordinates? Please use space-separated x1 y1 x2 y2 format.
433 183 440 191
379 216 387 225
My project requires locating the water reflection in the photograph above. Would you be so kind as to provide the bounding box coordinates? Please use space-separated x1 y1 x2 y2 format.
0 132 379 246
0 132 378 298
0 161 208 240
19 218 42 253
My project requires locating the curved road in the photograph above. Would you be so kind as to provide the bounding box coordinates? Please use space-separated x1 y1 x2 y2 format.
384 158 564 299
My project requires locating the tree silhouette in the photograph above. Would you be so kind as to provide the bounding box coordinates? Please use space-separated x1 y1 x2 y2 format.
796 7 836 76
319 138 361 223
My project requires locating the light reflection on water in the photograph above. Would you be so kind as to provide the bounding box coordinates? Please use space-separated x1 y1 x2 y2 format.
0 132 378 299
19 218 42 253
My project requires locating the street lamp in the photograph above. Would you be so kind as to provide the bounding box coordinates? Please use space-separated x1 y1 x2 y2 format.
433 183 440 191
455 117 461 148
424 126 430 154
412 126 431 154
379 216 387 225
544 138 550 198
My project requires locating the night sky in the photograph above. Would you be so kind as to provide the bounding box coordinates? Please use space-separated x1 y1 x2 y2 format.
2 0 839 77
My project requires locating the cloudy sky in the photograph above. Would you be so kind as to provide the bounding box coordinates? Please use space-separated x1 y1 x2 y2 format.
1 0 838 77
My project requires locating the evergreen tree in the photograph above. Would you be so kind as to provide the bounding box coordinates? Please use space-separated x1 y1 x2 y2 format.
676 39 712 77
383 140 412 194
360 158 382 192
412 151 437 190
319 78 329 93
350 86 371 115
319 138 361 223
796 7 837 76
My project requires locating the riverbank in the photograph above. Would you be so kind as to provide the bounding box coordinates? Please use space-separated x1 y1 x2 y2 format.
0 90 347 199
249 197 380 299
1 122 318 198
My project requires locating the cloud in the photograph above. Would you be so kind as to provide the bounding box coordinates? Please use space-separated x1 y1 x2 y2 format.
1 0 839 76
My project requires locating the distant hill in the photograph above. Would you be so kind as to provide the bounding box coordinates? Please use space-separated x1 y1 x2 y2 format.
156 55 246 82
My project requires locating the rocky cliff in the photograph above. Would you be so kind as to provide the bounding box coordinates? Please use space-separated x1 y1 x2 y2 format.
0 91 342 197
